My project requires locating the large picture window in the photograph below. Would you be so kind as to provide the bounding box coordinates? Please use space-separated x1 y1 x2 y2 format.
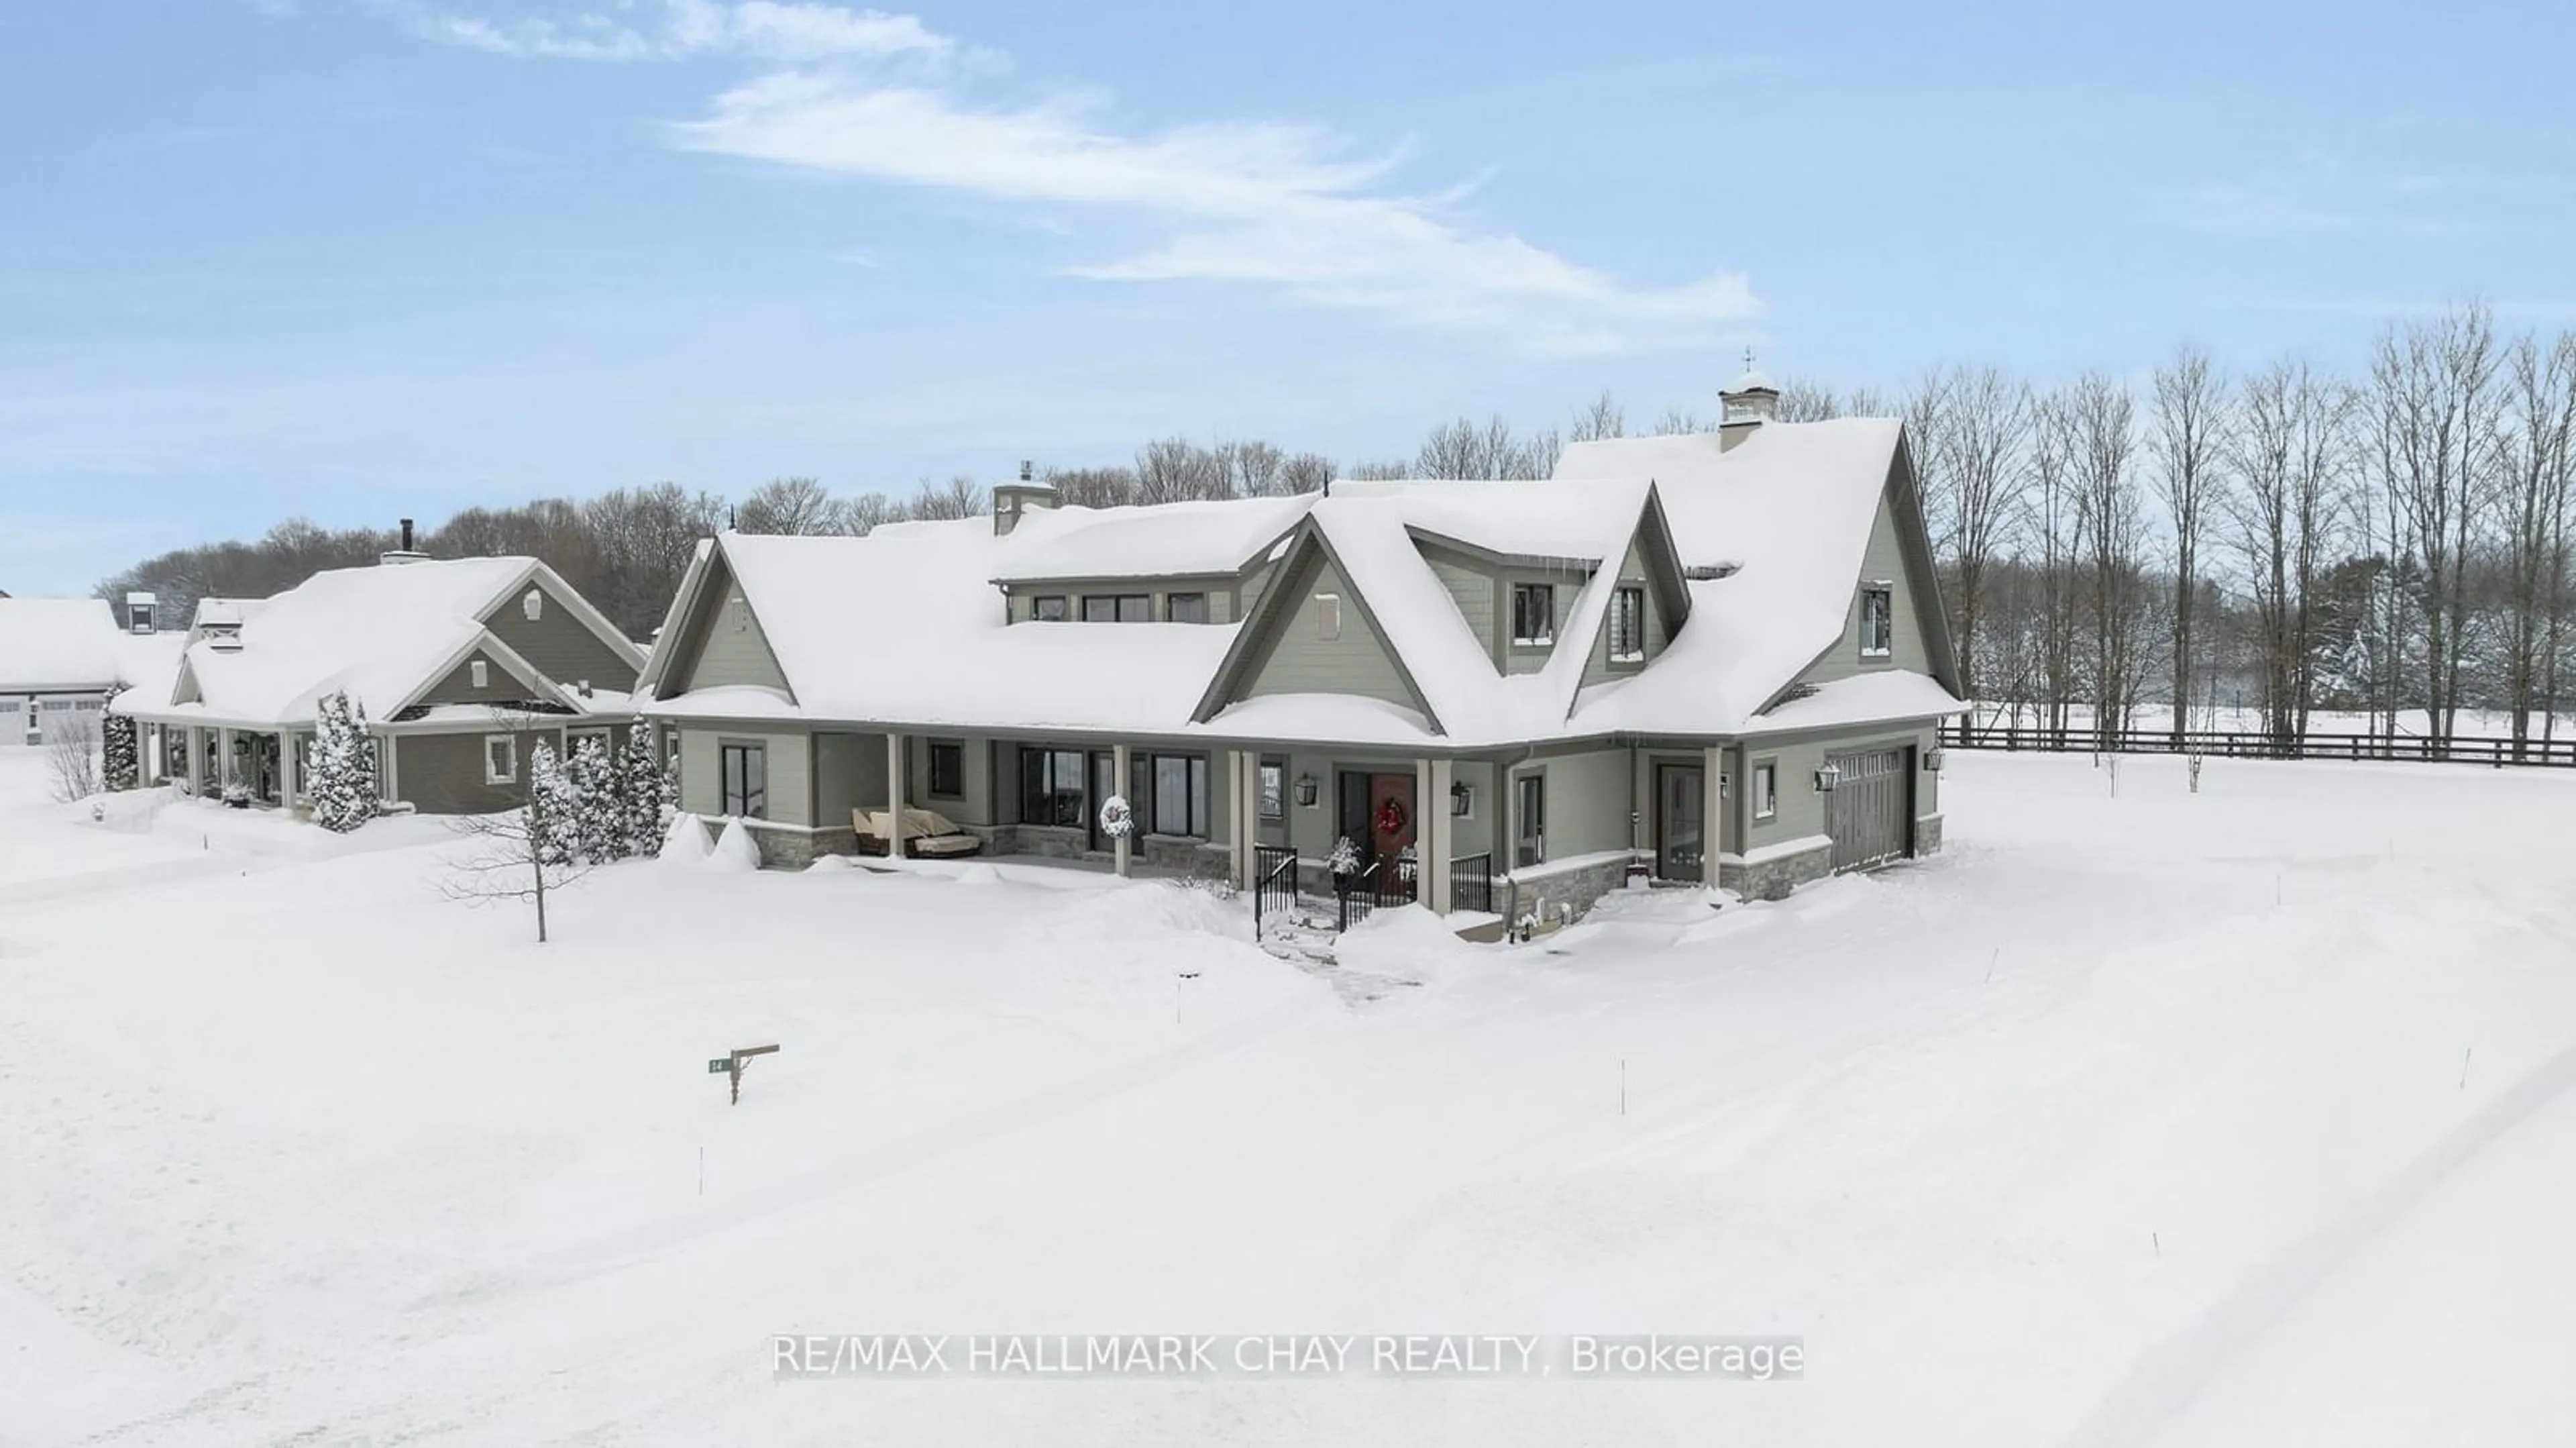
1511 583 1554 645
1608 585 1647 662
1148 754 1210 837
1020 747 1086 827
720 741 767 818
1082 594 1151 623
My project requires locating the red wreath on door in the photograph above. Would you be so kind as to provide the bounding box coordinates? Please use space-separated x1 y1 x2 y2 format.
1375 795 1407 836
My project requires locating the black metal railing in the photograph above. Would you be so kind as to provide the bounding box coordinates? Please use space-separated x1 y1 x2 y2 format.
1449 853 1493 915
1252 843 1298 942
1943 719 2576 768
1334 854 1419 934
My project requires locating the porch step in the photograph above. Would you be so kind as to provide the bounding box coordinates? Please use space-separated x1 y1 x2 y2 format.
1255 911 1424 1005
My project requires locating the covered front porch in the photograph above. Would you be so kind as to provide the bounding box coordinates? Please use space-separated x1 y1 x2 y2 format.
144 720 308 811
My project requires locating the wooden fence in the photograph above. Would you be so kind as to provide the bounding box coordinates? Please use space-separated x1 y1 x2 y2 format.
1943 720 2576 769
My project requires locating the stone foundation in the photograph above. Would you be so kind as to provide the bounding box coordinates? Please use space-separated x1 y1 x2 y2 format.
1499 854 1646 927
742 821 853 869
1914 813 1943 856
1719 841 1834 901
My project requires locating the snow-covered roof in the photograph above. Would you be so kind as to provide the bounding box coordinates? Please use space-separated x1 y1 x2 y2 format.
1723 366 1779 395
993 494 1316 582
0 599 127 690
672 524 1239 735
117 557 627 727
1555 419 1949 733
189 597 267 633
651 420 1960 746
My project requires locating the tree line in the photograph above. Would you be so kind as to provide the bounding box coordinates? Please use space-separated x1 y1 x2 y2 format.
94 304 2576 761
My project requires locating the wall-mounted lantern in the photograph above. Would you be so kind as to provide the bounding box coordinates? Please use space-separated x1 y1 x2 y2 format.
1924 748 1945 772
1450 781 1472 817
1295 773 1319 808
1813 761 1842 793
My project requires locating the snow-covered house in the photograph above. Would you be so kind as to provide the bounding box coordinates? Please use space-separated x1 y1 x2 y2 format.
0 597 136 747
113 551 647 815
637 377 1964 911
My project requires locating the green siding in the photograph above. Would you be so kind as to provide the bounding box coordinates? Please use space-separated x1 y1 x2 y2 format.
1421 544 1497 664
479 580 641 692
812 731 891 828
676 557 791 693
1495 563 1591 677
1799 489 1935 687
417 648 538 708
1506 747 1633 864
679 726 811 825
1240 554 1417 710
1578 538 1670 689
394 727 565 815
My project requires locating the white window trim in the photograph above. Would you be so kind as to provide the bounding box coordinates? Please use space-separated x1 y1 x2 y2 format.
1752 761 1778 821
1511 582 1555 647
1609 583 1648 662
1859 584 1894 659
484 733 518 785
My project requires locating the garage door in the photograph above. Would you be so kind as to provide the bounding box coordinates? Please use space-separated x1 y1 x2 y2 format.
1825 746 1912 872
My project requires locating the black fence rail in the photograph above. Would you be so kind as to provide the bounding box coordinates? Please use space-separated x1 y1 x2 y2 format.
1251 843 1298 943
1945 720 2576 769
1335 856 1418 934
1449 853 1494 915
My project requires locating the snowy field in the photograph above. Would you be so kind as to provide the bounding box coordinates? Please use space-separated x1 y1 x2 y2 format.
6 749 2576 1445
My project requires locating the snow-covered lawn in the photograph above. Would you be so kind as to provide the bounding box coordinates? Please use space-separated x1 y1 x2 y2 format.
6 747 2575 1445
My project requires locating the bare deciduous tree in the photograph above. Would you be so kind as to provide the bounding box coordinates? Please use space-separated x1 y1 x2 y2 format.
2372 304 2503 751
2498 329 2576 756
2150 346 2231 735
736 476 843 535
1278 452 1335 494
44 714 101 803
2227 360 2353 747
1917 366 2032 700
1568 391 1625 442
908 474 989 521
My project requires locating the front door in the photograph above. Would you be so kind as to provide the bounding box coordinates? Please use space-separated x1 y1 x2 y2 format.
1656 764 1705 882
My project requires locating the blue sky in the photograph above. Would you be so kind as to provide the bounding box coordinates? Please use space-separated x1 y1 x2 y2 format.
4 0 2571 593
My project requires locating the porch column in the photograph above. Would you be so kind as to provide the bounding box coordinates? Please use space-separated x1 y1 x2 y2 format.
1426 757 1453 914
280 731 297 805
181 726 197 794
217 727 233 795
1112 742 1132 878
885 732 906 859
1228 750 1254 890
1702 744 1724 889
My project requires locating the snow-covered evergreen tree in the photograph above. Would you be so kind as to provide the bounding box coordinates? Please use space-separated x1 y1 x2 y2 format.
527 741 577 866
99 686 138 791
309 690 380 833
565 735 624 863
621 729 675 858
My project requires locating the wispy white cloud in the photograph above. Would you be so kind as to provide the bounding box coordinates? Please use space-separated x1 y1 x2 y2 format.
668 70 1756 353
2139 155 2498 240
382 0 947 63
359 3 1756 352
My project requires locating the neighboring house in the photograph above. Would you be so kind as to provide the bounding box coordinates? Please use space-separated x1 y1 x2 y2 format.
114 548 647 814
0 598 133 747
636 374 1964 917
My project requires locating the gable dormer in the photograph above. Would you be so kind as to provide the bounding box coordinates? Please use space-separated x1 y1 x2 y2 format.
1788 432 1957 694
661 547 792 696
475 568 643 694
1191 522 1443 731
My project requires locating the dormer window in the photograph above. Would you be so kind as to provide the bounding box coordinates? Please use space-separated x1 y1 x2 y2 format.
1511 583 1554 646
1608 586 1647 662
1859 586 1893 658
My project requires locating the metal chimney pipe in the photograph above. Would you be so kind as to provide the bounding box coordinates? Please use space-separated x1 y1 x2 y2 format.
400 517 415 552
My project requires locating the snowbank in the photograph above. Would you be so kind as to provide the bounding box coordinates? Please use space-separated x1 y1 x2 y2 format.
706 817 761 872
659 811 712 864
